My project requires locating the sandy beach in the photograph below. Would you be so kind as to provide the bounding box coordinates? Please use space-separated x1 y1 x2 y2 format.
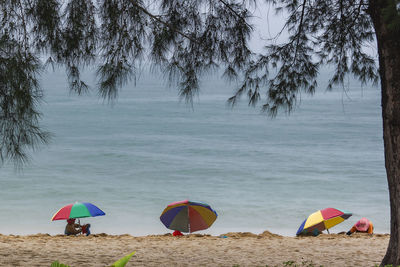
0 232 388 266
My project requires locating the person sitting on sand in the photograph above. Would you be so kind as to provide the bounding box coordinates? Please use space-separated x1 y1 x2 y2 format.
346 217 373 235
65 219 91 236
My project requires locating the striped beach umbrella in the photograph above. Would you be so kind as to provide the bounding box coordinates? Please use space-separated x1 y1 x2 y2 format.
51 202 105 221
296 207 352 236
160 200 217 233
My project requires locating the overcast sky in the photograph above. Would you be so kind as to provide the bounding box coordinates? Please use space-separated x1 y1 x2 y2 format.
248 2 289 52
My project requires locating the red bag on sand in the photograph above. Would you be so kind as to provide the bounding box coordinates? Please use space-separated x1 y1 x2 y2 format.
173 230 183 236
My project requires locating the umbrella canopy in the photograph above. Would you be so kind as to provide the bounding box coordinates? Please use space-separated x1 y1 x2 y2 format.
296 207 352 236
51 202 105 221
160 200 217 233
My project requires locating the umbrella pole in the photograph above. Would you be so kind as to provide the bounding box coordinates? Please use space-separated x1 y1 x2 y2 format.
327 229 330 234
187 203 191 234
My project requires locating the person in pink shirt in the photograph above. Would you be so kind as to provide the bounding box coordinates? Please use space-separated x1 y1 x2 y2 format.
346 217 373 235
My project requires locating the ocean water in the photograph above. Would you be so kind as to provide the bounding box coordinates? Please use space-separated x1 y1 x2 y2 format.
0 70 388 236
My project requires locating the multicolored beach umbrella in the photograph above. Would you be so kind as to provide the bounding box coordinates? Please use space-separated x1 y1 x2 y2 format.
160 200 217 233
296 207 352 236
51 202 105 221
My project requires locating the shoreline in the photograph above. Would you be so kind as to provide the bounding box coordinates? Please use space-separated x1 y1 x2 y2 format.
0 232 389 266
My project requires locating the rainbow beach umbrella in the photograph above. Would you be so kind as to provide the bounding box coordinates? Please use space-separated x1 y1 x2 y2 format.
51 202 105 221
160 200 217 233
296 207 352 236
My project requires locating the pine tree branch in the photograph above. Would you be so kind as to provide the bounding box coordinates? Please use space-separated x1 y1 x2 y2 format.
217 0 252 28
17 0 29 53
347 0 365 29
129 1 199 44
293 0 307 63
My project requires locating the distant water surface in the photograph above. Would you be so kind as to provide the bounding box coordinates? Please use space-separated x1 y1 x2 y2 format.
0 70 388 236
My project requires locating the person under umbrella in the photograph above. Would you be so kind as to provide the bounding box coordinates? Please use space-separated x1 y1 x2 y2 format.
52 202 105 235
65 218 91 236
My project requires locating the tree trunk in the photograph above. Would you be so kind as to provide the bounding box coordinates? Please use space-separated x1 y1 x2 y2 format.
369 1 400 265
